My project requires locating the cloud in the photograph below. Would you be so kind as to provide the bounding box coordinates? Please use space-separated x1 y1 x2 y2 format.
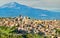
40 14 47 16
0 0 60 11
16 0 60 11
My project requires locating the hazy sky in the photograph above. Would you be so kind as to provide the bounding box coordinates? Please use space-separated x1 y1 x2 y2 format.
0 0 60 11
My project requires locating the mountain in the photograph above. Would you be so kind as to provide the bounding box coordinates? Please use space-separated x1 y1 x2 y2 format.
0 2 60 20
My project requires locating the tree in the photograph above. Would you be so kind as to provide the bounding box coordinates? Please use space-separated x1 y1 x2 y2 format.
55 28 60 36
26 33 43 38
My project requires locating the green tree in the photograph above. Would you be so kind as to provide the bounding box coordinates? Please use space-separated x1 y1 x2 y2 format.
26 33 43 38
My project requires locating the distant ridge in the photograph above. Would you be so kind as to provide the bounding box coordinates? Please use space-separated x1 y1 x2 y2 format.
0 2 60 20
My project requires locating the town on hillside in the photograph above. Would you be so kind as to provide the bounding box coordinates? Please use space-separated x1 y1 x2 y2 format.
0 15 60 38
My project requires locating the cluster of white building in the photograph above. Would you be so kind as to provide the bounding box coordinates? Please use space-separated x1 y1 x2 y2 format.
0 16 60 37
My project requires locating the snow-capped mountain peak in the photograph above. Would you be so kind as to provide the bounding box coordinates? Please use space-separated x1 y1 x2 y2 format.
0 2 60 20
1 2 21 8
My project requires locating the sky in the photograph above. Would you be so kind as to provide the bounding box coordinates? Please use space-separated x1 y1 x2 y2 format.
0 0 60 12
